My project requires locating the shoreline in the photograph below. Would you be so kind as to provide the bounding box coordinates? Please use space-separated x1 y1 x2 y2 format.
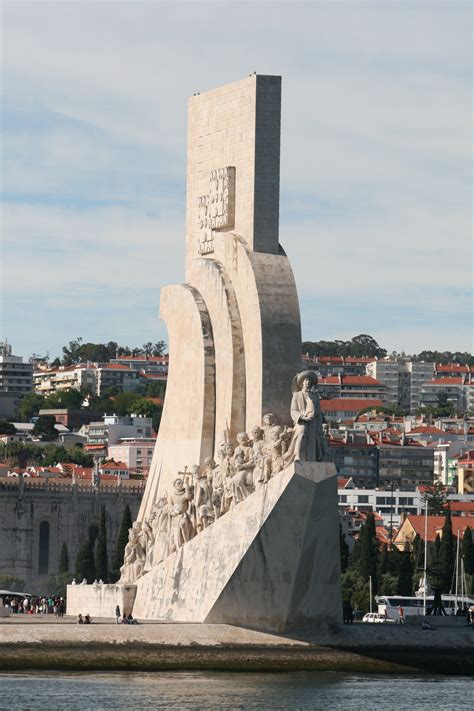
1 620 473 676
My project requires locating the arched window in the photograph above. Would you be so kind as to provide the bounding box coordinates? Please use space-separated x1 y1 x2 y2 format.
39 521 50 574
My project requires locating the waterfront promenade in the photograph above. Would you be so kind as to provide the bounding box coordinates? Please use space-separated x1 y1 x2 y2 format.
1 617 472 675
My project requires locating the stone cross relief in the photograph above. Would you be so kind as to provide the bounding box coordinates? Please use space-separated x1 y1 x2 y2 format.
197 167 236 255
120 373 331 584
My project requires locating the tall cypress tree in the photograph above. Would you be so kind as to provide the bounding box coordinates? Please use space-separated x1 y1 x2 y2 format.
461 526 474 576
398 546 414 596
75 540 96 583
111 504 133 582
422 481 447 515
440 510 455 592
378 543 389 577
95 505 108 582
340 525 349 573
59 542 69 573
357 513 378 591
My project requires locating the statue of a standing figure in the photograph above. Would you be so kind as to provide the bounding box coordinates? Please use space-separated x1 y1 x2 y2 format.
286 371 328 463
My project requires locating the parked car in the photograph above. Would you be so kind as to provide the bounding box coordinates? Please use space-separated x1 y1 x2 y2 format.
362 612 393 623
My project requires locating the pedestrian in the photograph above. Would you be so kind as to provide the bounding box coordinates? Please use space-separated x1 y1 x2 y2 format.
398 605 405 624
115 604 121 624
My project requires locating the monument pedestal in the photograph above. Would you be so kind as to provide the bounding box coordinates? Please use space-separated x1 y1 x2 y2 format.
66 582 136 618
133 461 341 633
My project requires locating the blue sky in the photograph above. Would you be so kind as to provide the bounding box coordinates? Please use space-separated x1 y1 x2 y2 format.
1 0 472 360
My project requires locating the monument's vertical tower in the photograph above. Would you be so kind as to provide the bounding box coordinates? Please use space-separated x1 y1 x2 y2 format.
186 74 281 264
139 75 301 520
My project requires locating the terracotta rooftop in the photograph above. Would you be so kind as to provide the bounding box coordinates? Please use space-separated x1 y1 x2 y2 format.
426 377 464 385
399 514 473 542
320 398 383 412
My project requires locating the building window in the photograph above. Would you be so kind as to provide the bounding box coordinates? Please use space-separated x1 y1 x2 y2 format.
38 521 50 575
358 495 369 503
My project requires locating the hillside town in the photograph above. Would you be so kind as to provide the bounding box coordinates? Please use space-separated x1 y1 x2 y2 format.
1 337 473 604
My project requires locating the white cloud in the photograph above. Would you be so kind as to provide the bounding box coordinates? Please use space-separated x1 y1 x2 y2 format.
1 0 472 356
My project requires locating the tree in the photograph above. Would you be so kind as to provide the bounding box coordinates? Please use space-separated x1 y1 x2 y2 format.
59 338 167 365
146 381 166 398
397 547 414 596
422 481 448 516
133 397 163 432
379 573 398 596
340 525 349 573
88 523 99 547
44 388 84 410
341 570 371 613
0 420 16 435
357 513 379 591
0 575 25 591
461 526 474 576
95 506 108 582
301 334 386 359
75 540 96 583
0 441 93 468
32 415 58 441
110 504 132 582
45 572 71 597
439 510 455 592
15 391 45 422
59 542 69 573
111 392 142 416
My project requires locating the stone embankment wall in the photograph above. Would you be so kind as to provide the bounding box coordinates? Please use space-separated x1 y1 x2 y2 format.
0 620 473 675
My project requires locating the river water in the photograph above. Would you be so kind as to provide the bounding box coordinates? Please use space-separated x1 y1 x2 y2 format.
0 672 472 710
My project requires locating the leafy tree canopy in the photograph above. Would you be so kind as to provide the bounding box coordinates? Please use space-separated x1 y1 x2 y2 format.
111 504 133 582
422 481 448 516
0 419 16 435
15 391 45 422
0 575 25 591
0 442 93 468
61 338 166 366
59 542 69 573
302 334 387 359
32 415 58 442
43 388 85 410
412 350 474 367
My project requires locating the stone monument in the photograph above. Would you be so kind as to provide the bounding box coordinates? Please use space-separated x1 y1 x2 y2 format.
67 75 342 633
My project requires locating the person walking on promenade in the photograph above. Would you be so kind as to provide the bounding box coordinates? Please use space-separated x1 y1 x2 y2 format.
398 605 405 624
115 604 121 624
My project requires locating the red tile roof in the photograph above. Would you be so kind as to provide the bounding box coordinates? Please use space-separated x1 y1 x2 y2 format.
436 364 469 373
321 398 383 412
100 462 129 472
342 376 381 386
446 501 474 514
337 477 351 488
401 514 472 542
345 357 376 364
409 425 446 435
115 356 169 362
426 377 464 385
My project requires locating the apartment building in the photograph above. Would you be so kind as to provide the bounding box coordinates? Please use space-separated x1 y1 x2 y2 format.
34 363 146 397
318 375 386 401
377 443 434 488
79 414 154 446
108 438 155 471
0 342 33 417
420 377 465 411
321 398 383 422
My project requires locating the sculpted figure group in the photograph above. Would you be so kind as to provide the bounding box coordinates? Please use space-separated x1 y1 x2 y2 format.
120 371 330 583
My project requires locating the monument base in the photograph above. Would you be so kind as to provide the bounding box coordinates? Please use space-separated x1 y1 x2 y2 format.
66 583 136 618
133 461 342 633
